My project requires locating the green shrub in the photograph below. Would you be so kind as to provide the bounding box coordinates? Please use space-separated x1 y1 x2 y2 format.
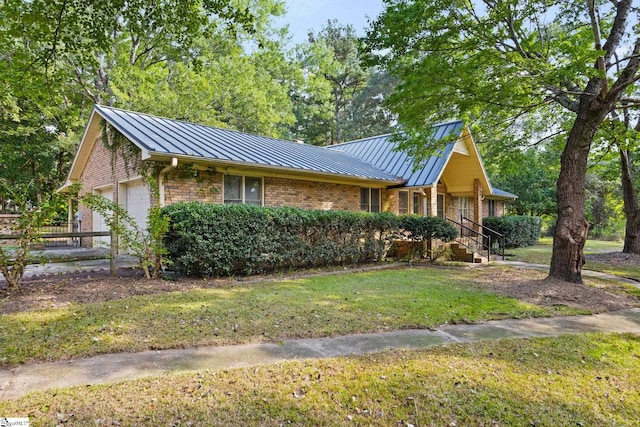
483 216 542 248
162 203 399 277
162 203 460 277
398 215 458 242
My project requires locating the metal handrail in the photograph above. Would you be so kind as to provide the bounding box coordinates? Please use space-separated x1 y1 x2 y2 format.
446 216 491 260
461 216 505 260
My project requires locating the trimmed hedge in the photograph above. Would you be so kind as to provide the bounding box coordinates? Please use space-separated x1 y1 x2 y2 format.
483 215 542 248
162 203 457 277
398 215 458 242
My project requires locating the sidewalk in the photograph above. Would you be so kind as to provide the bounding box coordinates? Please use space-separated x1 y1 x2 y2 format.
1 308 639 400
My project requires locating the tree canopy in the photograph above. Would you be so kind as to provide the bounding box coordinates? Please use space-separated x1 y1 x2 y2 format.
366 0 640 282
290 20 396 145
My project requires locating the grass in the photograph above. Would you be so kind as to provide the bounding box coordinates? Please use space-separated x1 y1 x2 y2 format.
2 333 638 426
506 237 623 265
506 237 640 278
0 268 582 367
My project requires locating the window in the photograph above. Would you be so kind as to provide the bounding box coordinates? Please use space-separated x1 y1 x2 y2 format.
224 175 263 206
360 188 380 212
458 197 471 219
488 199 496 217
413 192 421 215
399 191 409 214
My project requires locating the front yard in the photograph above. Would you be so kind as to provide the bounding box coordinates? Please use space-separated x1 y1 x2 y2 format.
0 266 597 367
0 257 639 425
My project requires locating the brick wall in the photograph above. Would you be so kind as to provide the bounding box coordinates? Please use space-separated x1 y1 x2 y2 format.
76 137 146 245
482 198 505 218
163 173 392 213
265 177 362 211
164 170 222 205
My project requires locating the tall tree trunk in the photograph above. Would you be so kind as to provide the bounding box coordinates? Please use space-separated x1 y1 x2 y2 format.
334 94 341 145
549 106 603 283
620 148 640 253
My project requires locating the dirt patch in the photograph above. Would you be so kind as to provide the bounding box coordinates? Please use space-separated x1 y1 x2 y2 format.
586 251 640 267
466 264 640 313
0 268 205 314
1 254 639 315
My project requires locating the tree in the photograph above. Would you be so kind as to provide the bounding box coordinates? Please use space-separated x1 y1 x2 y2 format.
0 183 66 292
82 193 171 279
366 0 640 283
619 138 640 252
341 68 399 141
1 0 293 218
596 115 640 251
485 148 558 218
293 20 368 145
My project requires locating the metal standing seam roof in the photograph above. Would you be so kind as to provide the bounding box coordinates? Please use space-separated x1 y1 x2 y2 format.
326 121 464 187
94 105 402 183
90 106 517 198
491 188 518 199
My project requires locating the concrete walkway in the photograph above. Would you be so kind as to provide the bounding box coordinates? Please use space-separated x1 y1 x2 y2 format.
1 308 639 400
22 248 136 278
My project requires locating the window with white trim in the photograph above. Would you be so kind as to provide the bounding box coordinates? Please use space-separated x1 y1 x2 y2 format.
360 188 381 212
458 196 471 219
224 175 263 206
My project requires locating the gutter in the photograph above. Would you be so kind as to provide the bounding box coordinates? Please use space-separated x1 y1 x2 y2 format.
158 157 178 207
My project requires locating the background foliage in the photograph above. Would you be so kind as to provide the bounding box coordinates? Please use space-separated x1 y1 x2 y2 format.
483 216 542 249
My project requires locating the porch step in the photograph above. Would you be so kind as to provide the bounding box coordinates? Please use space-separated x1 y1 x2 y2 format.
449 242 487 264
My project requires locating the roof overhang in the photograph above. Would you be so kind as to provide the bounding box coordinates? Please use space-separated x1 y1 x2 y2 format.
146 152 405 187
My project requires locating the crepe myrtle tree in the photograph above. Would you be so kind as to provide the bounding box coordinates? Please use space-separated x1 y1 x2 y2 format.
365 0 640 283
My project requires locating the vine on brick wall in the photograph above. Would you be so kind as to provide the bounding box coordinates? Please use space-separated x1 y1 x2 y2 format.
100 121 141 181
100 120 219 201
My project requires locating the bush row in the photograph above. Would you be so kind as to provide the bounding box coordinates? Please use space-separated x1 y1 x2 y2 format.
483 215 541 248
162 202 458 277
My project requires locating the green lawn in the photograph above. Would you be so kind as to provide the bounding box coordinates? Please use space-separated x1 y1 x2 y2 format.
2 333 638 426
506 237 640 278
506 237 623 264
0 268 581 367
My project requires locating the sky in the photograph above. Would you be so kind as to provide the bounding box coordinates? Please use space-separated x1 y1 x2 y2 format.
277 0 385 45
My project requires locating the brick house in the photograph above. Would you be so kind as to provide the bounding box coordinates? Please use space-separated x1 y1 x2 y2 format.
59 105 515 247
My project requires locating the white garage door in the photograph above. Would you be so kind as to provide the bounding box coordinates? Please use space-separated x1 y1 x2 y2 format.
125 180 151 232
93 188 112 248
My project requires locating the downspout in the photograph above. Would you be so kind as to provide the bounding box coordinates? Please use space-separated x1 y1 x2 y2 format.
158 157 178 207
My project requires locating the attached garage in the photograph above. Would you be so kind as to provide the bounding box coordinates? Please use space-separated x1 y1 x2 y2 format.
91 180 151 251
